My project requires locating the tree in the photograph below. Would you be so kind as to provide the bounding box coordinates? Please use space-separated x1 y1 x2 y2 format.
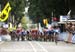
28 0 44 23
0 0 8 10
21 16 28 29
9 0 27 24
28 0 74 23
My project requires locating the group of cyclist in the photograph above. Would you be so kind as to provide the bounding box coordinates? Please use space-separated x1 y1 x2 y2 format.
0 22 75 44
0 24 60 43
8 25 60 43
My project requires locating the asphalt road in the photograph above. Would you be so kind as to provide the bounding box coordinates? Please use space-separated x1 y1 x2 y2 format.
0 41 75 52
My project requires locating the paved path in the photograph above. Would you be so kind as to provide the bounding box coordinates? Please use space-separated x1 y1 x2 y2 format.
0 41 75 52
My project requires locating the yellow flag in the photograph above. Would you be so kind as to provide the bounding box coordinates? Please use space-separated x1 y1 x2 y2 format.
0 2 11 21
43 19 46 24
43 19 48 24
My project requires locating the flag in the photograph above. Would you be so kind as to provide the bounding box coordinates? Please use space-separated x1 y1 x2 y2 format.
67 10 71 16
0 2 11 21
67 10 71 19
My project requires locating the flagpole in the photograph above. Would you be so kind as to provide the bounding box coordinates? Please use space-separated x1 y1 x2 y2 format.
66 10 71 23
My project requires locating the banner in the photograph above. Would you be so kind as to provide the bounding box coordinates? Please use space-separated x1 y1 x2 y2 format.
60 16 68 22
0 2 11 21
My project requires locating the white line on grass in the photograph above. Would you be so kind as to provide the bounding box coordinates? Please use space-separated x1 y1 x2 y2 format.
35 42 48 52
29 42 37 52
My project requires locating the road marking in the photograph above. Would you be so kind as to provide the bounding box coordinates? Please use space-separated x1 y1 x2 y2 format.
29 42 37 52
35 42 48 52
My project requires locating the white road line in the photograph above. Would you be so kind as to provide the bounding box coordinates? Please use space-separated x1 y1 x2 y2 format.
29 42 37 52
35 42 48 52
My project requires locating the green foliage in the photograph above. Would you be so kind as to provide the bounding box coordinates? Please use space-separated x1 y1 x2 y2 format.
22 24 27 29
28 0 73 23
21 16 28 29
9 0 27 23
0 0 75 24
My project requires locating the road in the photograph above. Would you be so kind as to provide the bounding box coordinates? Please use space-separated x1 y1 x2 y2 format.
0 41 75 52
